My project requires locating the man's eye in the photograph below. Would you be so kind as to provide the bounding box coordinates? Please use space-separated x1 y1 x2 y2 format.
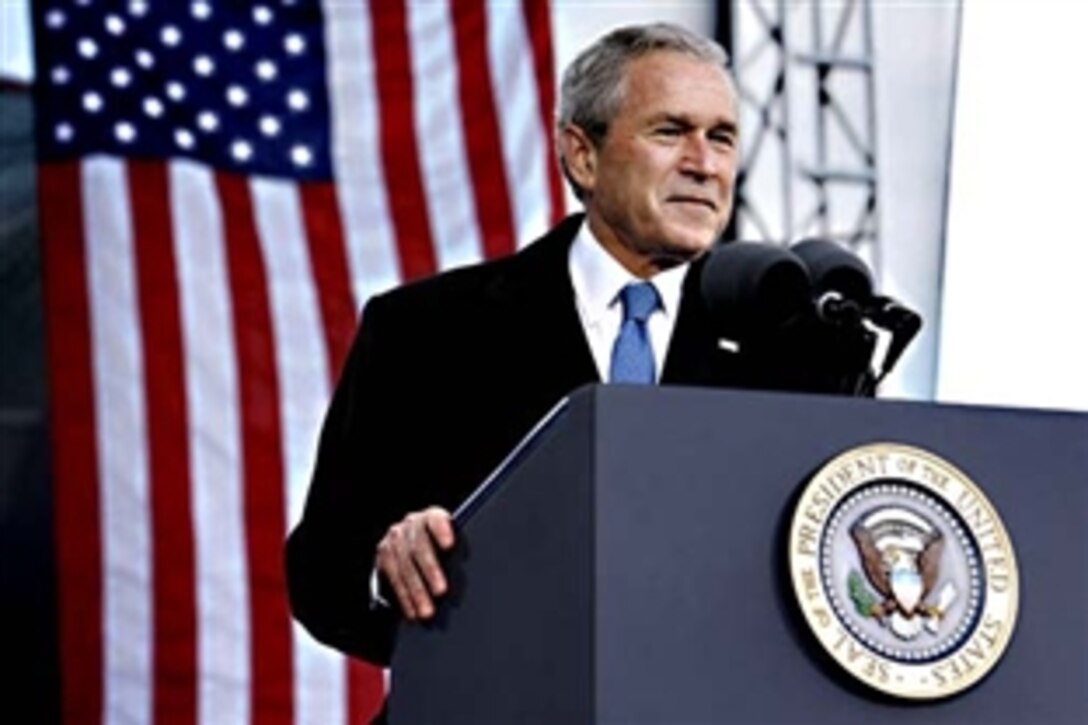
655 126 683 136
710 132 736 147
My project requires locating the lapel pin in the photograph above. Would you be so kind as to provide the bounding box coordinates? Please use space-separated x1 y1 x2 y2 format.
717 337 740 353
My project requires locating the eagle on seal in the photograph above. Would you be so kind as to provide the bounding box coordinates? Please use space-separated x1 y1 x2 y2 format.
850 515 943 622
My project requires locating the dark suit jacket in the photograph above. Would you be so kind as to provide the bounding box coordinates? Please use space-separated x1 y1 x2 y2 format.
285 214 834 665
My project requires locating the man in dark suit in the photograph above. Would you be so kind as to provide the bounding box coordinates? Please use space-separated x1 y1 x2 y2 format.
286 22 825 666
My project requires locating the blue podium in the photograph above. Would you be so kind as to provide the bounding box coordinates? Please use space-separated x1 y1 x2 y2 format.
389 385 1087 724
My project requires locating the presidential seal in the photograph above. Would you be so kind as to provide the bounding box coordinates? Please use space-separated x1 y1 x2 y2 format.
788 443 1019 699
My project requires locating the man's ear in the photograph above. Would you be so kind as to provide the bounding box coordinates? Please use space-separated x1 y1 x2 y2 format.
558 124 598 195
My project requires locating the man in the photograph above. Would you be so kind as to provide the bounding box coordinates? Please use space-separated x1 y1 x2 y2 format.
286 22 816 665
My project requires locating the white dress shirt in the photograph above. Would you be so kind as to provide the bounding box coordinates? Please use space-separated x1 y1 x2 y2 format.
568 221 689 382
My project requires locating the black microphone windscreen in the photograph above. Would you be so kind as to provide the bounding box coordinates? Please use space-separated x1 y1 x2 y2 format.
791 239 873 300
700 242 812 338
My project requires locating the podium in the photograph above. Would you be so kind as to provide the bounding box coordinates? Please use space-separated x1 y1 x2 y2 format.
389 385 1087 724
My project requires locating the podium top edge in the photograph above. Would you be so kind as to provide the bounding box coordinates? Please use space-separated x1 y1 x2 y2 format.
572 383 1088 420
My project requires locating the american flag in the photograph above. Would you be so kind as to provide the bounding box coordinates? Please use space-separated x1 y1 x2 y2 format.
33 0 563 722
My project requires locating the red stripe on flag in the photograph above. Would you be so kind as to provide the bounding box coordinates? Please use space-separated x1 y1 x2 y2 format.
522 0 566 225
370 0 438 282
39 161 104 725
451 0 518 258
126 160 198 723
215 172 294 724
347 660 384 725
299 182 357 380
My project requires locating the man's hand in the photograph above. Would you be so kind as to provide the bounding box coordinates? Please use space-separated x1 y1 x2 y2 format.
375 506 456 621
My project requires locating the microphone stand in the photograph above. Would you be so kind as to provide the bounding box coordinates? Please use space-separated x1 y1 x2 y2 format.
810 299 878 396
812 294 922 397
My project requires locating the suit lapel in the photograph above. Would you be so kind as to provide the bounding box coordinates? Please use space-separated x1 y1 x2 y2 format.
662 253 743 387
487 216 600 391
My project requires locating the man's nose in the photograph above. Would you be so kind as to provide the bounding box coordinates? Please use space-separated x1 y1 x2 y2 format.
679 135 720 180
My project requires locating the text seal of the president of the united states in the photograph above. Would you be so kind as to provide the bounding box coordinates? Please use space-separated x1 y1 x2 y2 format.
788 442 1019 699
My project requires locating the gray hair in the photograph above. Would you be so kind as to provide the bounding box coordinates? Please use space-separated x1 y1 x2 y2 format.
558 22 730 147
557 23 731 199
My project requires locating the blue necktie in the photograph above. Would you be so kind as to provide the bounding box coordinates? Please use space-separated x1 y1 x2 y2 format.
610 282 660 384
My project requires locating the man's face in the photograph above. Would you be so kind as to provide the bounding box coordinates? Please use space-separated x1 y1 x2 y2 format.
566 51 739 275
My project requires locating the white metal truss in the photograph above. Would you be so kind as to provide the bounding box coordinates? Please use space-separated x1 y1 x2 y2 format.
730 0 881 273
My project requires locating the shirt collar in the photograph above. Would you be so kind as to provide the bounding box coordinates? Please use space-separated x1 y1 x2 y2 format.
569 221 688 326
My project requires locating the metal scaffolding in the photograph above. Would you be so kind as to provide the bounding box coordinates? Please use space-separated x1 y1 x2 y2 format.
730 0 881 273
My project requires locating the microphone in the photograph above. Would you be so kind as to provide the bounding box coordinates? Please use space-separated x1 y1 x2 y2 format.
790 239 922 386
789 238 873 325
699 241 812 341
